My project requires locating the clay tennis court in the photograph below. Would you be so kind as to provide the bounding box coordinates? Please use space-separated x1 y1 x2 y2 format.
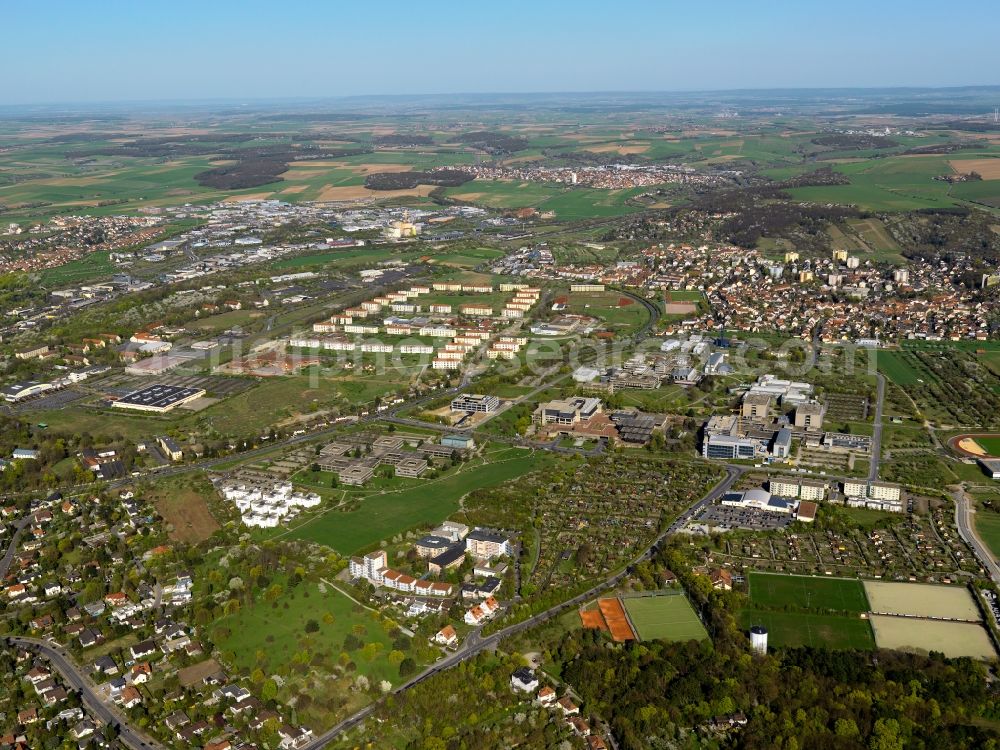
579 609 609 631
598 598 637 642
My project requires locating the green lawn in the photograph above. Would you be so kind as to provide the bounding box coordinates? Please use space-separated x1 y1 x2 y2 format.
738 609 875 650
878 350 921 385
622 594 708 642
974 512 1000 560
748 572 870 613
289 448 553 554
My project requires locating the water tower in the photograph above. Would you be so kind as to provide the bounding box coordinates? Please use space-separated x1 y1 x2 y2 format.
750 625 768 655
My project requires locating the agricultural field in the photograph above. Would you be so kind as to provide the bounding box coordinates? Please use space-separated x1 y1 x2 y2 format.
862 580 981 620
869 615 996 659
621 593 708 642
747 572 870 613
737 609 875 651
787 156 965 212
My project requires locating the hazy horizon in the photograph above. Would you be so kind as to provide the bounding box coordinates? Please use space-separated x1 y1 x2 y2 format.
4 0 998 106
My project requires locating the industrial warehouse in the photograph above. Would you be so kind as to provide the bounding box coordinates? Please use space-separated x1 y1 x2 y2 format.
110 383 206 413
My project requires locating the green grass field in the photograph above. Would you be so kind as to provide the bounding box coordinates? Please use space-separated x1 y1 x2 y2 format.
738 609 876 650
975 509 1000 561
564 290 650 332
748 572 870 613
878 350 922 385
213 574 405 684
289 448 552 554
622 594 708 642
973 436 1000 456
788 156 962 212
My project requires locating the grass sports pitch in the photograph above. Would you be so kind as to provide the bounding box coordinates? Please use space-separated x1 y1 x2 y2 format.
739 609 875 650
748 572 870 613
622 593 708 642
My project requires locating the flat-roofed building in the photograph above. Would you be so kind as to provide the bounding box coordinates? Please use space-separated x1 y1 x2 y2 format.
843 479 868 498
451 393 500 413
769 477 801 498
111 384 205 413
868 481 902 502
795 402 826 430
741 393 772 420
772 427 792 458
798 479 827 501
703 434 757 460
428 544 466 575
466 529 511 559
532 397 602 426
415 535 453 558
338 465 374 486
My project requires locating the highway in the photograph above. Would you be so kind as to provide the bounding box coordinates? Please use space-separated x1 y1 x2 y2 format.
10 636 165 750
953 486 1000 585
301 464 742 749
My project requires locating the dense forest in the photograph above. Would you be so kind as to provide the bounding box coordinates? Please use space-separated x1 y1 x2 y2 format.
811 134 900 150
455 131 530 154
364 169 474 191
372 134 436 146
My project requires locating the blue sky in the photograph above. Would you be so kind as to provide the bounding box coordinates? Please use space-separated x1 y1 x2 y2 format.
3 0 998 104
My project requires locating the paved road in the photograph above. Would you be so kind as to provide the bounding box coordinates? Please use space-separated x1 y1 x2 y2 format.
0 515 31 579
953 486 1000 585
868 373 886 482
10 637 165 750
301 465 742 749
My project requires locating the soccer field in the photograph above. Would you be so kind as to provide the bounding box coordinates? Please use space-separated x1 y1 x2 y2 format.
622 594 708 642
748 572 869 613
739 609 875 650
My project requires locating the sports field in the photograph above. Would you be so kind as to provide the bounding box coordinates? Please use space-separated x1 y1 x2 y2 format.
622 594 708 642
870 616 996 659
738 609 875 650
975 436 1000 456
863 581 980 621
748 572 869 613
